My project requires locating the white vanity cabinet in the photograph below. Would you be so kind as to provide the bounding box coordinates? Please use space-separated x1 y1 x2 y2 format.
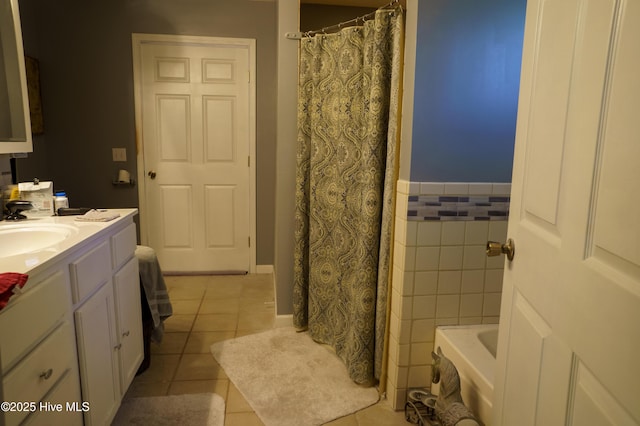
71 221 141 426
0 209 141 426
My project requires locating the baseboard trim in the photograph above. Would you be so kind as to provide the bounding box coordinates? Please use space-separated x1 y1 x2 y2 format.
256 264 274 274
274 314 293 327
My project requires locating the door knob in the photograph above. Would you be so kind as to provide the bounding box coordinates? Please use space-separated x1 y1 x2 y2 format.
486 238 515 261
148 170 156 179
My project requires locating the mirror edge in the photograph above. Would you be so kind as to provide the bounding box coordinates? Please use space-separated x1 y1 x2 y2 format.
0 0 33 154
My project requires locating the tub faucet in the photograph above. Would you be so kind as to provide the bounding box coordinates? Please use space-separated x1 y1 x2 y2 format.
5 200 34 220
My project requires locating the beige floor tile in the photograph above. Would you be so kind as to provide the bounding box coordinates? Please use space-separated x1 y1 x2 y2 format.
134 354 180 383
323 413 359 426
226 382 254 413
355 400 408 426
198 298 240 314
165 275 210 289
192 313 238 332
124 380 170 398
238 297 275 313
170 300 201 315
224 412 265 426
167 287 206 300
241 282 274 299
167 379 229 397
237 310 275 330
242 275 273 296
163 314 196 332
203 281 244 299
238 273 273 286
119 274 411 426
174 353 228 381
151 332 188 354
163 276 186 289
234 329 267 338
184 331 235 353
241 289 273 301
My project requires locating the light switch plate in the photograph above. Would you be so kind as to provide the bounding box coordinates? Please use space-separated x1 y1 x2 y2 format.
112 148 127 162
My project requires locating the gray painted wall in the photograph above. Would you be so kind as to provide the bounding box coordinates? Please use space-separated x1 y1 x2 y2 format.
16 0 277 265
300 4 375 33
274 0 298 315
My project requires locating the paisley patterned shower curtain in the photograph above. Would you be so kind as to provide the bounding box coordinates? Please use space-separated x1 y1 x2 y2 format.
293 8 404 386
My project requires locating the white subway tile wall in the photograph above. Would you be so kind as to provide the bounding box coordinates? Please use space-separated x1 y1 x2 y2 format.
386 181 510 410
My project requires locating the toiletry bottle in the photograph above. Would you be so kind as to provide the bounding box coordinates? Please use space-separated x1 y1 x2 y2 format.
54 191 69 214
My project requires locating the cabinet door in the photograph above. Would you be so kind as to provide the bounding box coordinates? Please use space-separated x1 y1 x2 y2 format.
113 257 143 394
74 282 120 426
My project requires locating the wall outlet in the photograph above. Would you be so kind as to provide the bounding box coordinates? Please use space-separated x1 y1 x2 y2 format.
112 148 127 162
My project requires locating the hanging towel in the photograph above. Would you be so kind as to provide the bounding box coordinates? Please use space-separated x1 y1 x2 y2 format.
0 273 29 310
135 245 173 343
74 209 120 222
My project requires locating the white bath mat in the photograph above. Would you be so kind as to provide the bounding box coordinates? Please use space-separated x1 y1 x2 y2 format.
112 392 224 426
211 327 379 426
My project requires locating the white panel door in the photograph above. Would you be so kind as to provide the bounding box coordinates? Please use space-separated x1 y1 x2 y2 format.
493 0 640 425
133 34 255 273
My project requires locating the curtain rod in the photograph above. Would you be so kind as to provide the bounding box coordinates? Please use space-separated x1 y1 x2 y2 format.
285 0 402 40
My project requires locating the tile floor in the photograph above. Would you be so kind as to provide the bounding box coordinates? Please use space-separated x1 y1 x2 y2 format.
120 274 409 426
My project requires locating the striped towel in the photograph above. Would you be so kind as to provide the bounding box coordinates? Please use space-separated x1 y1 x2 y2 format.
135 246 173 343
74 209 120 222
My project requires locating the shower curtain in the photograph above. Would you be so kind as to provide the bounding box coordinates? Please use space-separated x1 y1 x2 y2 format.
293 8 404 386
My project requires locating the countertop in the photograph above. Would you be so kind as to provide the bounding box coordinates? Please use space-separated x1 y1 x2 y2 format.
0 209 138 276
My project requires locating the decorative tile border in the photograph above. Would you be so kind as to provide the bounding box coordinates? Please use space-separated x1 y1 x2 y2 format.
406 182 511 221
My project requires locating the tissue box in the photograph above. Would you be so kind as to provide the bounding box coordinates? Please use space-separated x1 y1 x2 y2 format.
18 181 54 217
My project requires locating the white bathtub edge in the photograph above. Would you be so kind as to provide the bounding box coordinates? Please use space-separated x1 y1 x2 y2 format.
432 324 498 426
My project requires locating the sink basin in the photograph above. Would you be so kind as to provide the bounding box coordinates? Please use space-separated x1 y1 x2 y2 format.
0 223 79 258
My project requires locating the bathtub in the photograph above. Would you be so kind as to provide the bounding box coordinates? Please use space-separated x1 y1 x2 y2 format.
431 324 498 426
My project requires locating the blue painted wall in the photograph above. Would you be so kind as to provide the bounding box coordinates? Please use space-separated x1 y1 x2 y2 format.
410 0 527 182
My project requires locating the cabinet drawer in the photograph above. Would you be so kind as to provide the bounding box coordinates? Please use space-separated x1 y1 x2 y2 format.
111 222 136 271
69 241 111 304
2 321 76 426
22 369 83 426
0 270 69 372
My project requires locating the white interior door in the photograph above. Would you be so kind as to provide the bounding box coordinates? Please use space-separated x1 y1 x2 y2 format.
132 34 256 273
492 0 640 425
